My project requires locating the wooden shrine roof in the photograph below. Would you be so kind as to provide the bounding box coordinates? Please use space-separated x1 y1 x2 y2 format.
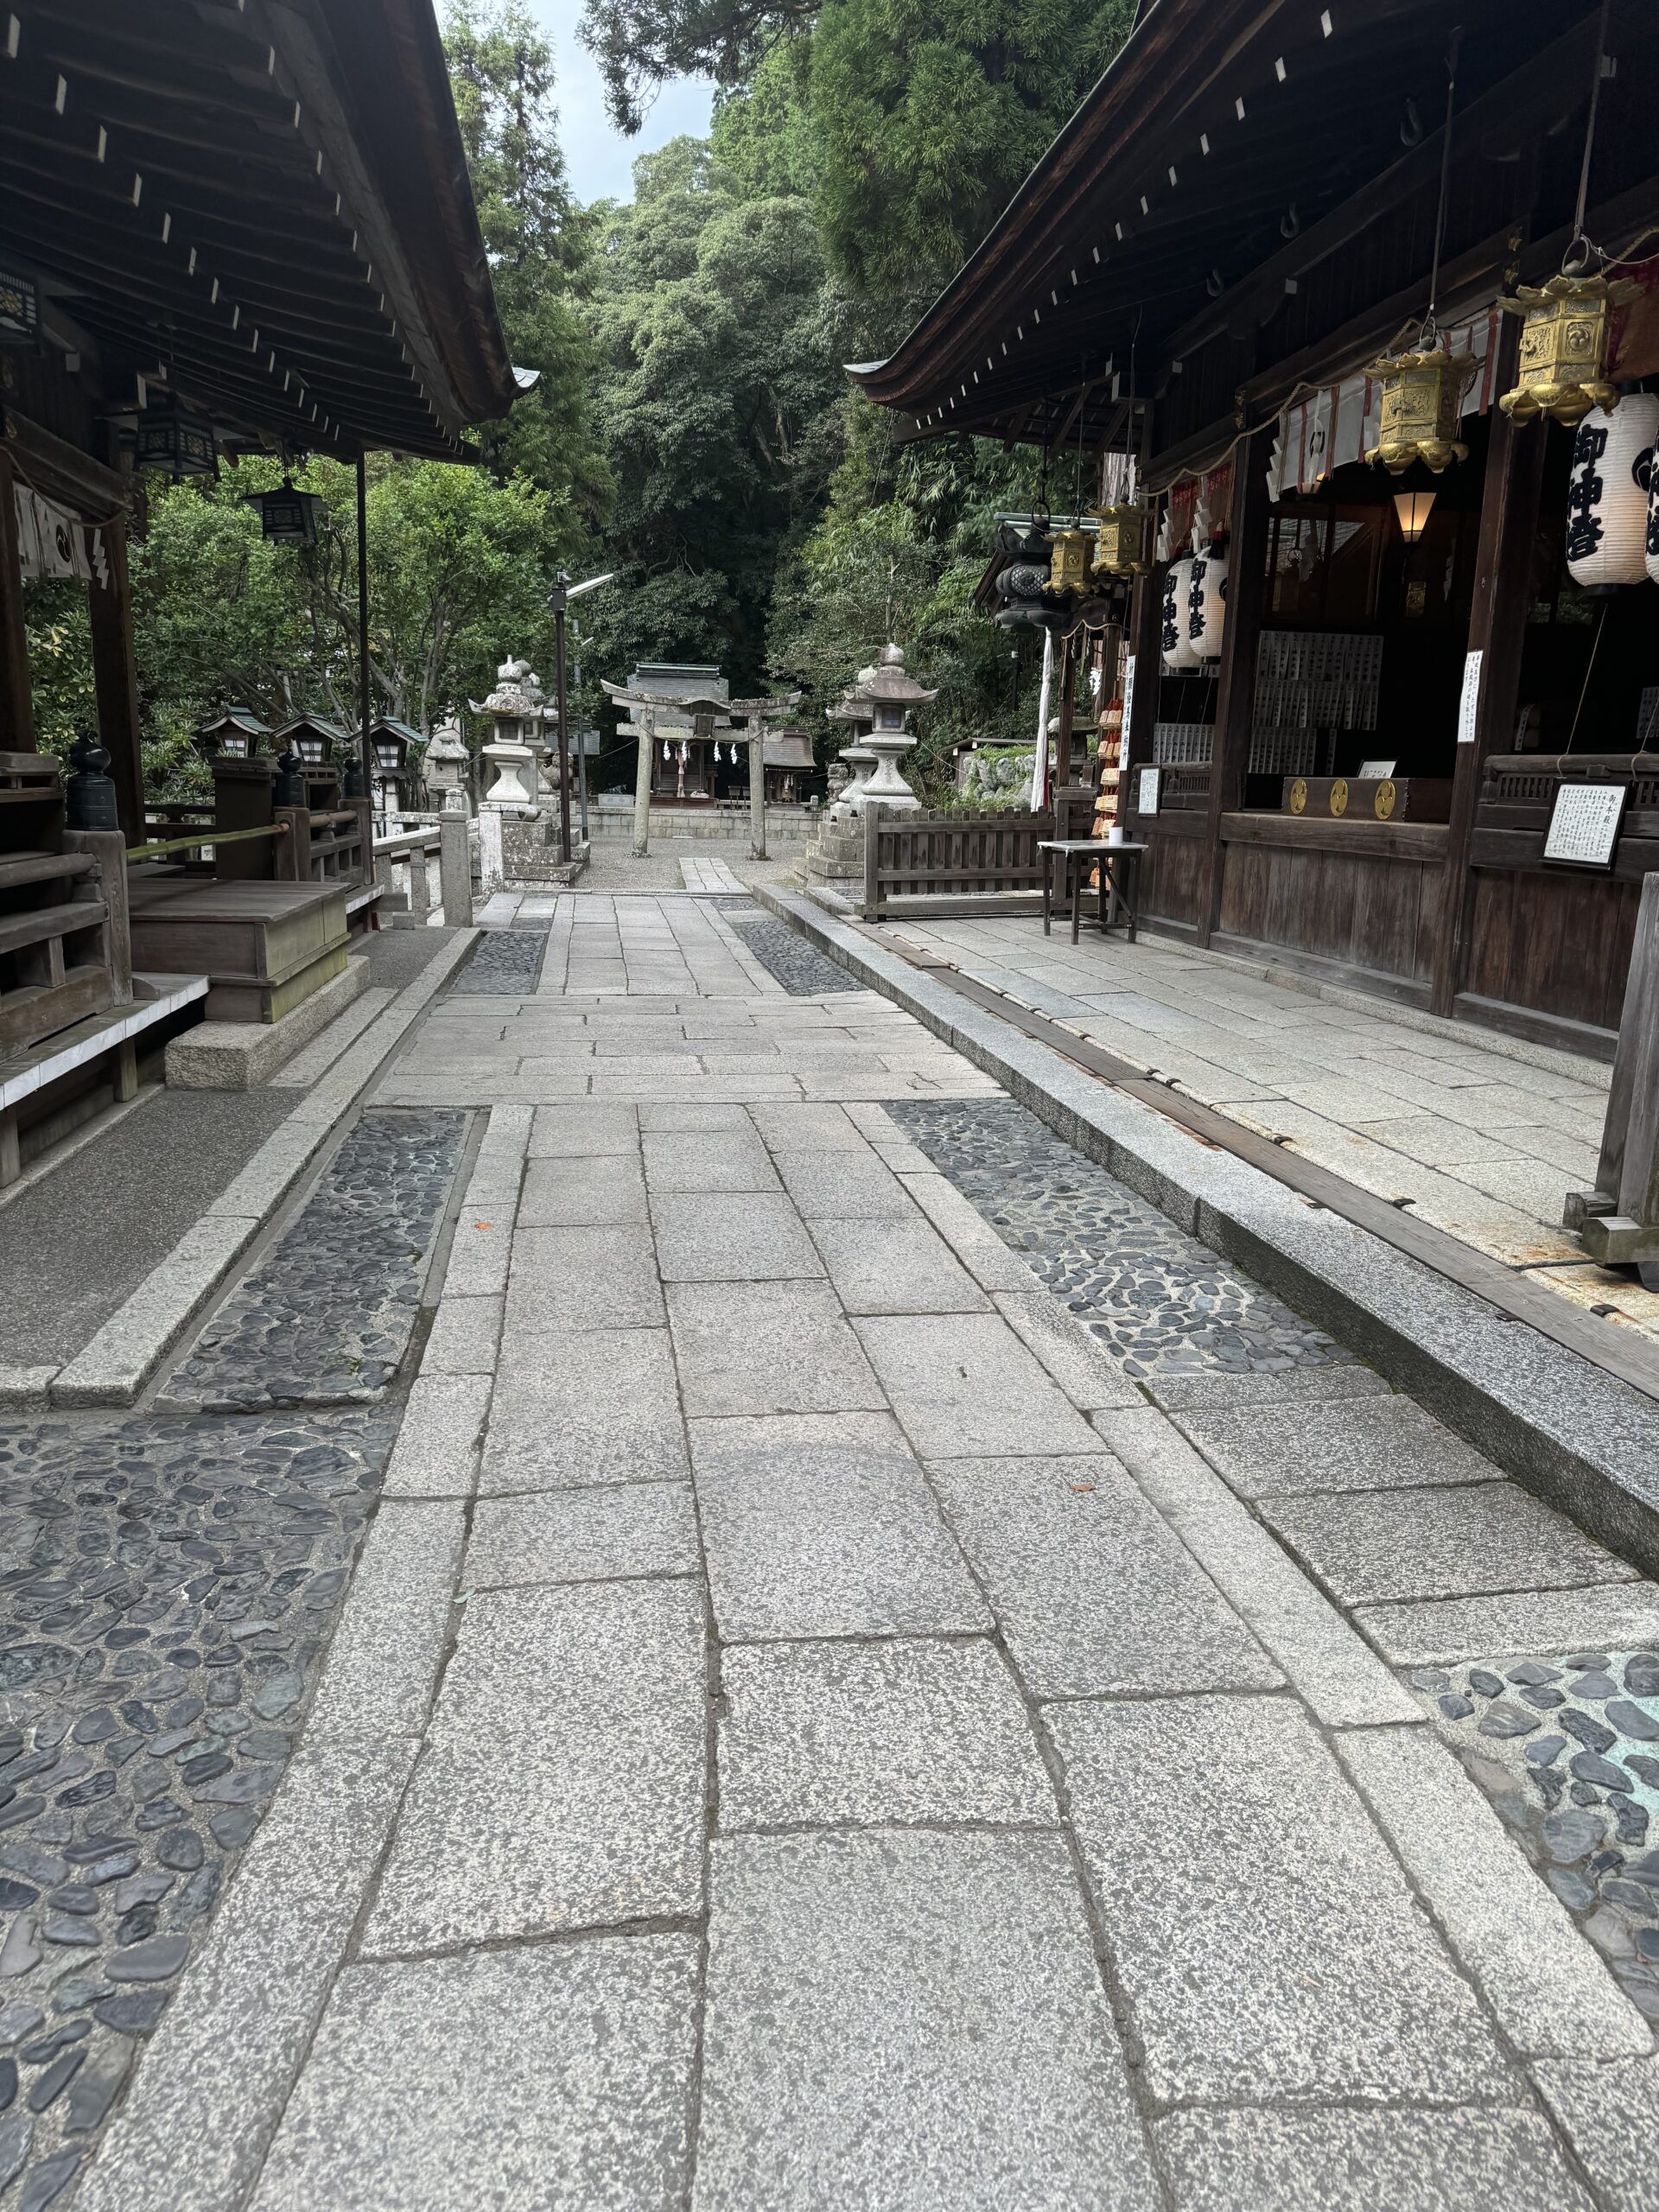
1 0 517 460
849 0 1602 451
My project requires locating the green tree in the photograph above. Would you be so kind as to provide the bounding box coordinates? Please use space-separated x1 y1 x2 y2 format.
444 0 611 525
579 137 843 691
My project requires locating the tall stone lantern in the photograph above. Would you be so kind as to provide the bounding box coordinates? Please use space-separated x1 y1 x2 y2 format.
859 643 934 812
472 656 544 810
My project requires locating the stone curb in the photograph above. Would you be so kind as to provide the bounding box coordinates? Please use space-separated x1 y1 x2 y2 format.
162 954 372 1090
754 887 1659 1580
47 929 479 1410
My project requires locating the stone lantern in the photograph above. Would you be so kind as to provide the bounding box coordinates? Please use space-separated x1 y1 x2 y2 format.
424 715 472 814
858 643 935 812
472 656 545 810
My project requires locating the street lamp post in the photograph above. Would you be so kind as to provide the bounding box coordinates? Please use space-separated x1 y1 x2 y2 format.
547 570 614 863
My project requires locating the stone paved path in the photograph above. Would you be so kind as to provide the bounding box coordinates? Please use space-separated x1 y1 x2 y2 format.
874 912 1659 1343
48 895 1659 2209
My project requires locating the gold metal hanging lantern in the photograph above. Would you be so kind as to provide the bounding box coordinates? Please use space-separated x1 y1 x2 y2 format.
1365 33 1478 478
1497 269 1640 426
1090 501 1153 579
1498 6 1637 428
1364 346 1480 473
1047 526 1092 596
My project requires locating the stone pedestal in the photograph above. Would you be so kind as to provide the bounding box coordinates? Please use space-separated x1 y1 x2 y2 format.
440 794 473 926
863 733 920 810
481 742 536 809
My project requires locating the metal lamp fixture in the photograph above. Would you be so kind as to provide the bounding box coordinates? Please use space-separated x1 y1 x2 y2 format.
1393 490 1437 542
0 262 41 351
243 477 325 544
371 727 410 778
1047 526 1092 597
133 391 218 481
1090 501 1153 579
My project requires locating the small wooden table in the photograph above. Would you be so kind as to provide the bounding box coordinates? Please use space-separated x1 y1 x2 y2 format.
1039 840 1147 945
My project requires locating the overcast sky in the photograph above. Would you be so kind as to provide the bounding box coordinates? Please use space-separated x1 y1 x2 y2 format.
529 0 714 204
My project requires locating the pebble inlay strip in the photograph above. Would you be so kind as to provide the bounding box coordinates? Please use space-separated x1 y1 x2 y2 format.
168 1111 467 1411
888 1096 1351 1379
715 907 867 997
446 930 548 994
0 1409 392 2206
1416 1651 1659 2021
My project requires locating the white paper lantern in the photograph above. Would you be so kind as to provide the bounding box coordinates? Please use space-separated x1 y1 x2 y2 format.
1566 396 1658 588
1162 556 1200 669
1648 429 1659 587
1189 544 1228 660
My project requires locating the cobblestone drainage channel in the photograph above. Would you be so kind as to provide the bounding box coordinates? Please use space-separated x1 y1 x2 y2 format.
446 929 548 994
1418 1654 1659 2022
0 1409 394 2207
167 1109 468 1413
714 904 867 996
887 1096 1352 1381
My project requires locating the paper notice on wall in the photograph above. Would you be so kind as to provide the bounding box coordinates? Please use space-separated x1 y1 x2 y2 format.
1457 650 1483 745
1138 766 1160 816
1122 652 1137 733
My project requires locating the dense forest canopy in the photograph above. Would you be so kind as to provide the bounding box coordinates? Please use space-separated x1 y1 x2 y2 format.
22 0 1135 802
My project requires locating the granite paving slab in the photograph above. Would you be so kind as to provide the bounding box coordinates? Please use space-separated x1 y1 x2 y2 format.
809 1217 990 1316
479 1329 688 1491
927 1454 1281 1699
692 1829 1160 2211
418 1294 503 1377
1156 2110 1594 2212
641 1130 781 1193
466 1483 701 1588
1048 1694 1517 2103
505 1224 665 1332
1173 1395 1502 1498
167 1111 467 1408
1261 1483 1641 1606
853 1313 1103 1458
517 1154 649 1227
665 1281 887 1419
717 1638 1055 1830
746 1103 871 1153
0 1408 392 2209
1353 1583 1659 1666
649 1192 826 1283
690 1415 988 1642
1532 2054 1659 2210
887 1096 1351 1382
362 1580 705 1953
527 1104 640 1157
248 1940 699 2212
772 1150 915 1221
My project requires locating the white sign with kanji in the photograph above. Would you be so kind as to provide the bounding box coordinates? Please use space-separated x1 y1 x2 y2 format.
1544 783 1625 868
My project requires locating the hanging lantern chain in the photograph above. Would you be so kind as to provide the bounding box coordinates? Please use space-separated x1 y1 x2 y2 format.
1567 0 1612 273
1421 28 1462 343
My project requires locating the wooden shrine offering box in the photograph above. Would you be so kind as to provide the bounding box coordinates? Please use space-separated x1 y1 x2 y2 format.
1281 776 1452 824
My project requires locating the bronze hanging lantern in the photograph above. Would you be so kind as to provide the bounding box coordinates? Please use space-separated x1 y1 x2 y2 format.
133 391 218 481
1047 527 1091 597
1090 501 1153 579
0 262 41 351
1497 270 1641 427
243 477 326 544
1364 346 1480 474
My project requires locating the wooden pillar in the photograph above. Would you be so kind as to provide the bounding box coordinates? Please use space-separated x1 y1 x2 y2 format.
1430 315 1548 1019
0 446 35 753
87 509 143 845
1198 423 1274 947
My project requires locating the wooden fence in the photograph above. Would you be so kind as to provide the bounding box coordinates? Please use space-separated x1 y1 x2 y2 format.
861 791 1093 919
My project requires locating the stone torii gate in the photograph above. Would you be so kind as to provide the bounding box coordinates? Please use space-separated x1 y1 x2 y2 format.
603 678 801 861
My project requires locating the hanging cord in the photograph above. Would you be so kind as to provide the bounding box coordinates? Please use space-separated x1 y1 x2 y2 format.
1421 29 1463 341
1565 601 1610 756
1567 0 1613 271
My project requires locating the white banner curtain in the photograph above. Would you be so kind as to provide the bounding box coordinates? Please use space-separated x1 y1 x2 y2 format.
1030 626 1054 811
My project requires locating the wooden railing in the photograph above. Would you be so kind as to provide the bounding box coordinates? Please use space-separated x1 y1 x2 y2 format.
860 791 1095 919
